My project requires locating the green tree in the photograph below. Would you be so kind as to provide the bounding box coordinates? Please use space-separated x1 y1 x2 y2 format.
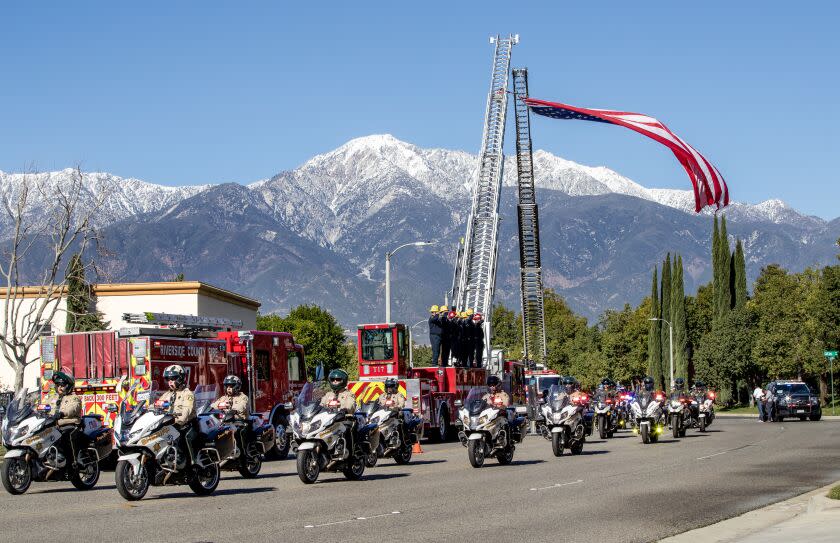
660 254 672 389
716 216 732 321
733 239 748 308
712 215 721 321
803 265 840 403
694 306 757 406
64 253 108 332
491 303 523 360
599 300 650 385
257 305 355 377
543 289 591 377
411 344 433 368
671 254 689 384
647 267 663 388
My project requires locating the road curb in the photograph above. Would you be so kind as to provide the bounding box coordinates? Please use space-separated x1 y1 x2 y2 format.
660 481 840 542
715 413 840 421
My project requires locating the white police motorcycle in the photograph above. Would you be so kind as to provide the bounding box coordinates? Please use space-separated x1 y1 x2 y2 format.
540 385 586 456
113 384 233 500
456 388 526 468
290 382 371 484
631 390 665 444
1 388 112 494
363 398 421 466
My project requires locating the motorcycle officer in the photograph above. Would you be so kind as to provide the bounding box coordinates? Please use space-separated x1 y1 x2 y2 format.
159 364 197 461
483 375 511 410
211 375 250 421
47 371 82 465
378 378 406 411
321 369 359 455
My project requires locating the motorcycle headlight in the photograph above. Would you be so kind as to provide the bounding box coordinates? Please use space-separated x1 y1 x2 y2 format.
552 412 565 424
671 400 681 408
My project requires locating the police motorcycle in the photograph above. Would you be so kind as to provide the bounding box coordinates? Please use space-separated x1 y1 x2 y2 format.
212 401 274 479
1 388 112 495
539 385 586 456
290 382 373 484
666 379 693 438
361 399 421 467
689 382 716 432
630 377 666 444
455 388 526 468
113 384 234 500
593 388 618 439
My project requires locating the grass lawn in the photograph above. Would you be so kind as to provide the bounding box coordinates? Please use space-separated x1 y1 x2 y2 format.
718 405 760 415
829 485 840 500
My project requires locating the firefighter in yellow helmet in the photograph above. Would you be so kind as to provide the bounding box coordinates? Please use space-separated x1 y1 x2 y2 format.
429 305 444 366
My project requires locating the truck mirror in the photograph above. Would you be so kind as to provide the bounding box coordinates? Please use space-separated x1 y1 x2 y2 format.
283 402 293 410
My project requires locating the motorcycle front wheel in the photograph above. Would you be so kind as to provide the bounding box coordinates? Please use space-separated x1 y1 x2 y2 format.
699 416 707 432
467 439 485 468
641 424 651 444
394 444 412 465
551 432 564 457
189 462 220 496
672 415 680 438
598 415 607 439
115 460 149 501
570 440 584 455
342 455 365 480
296 449 320 484
71 451 100 490
497 445 514 465
1 457 32 495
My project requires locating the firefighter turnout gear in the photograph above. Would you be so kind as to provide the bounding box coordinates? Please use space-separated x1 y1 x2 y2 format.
429 308 444 366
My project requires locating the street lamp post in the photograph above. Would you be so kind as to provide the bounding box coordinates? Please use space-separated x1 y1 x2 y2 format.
409 319 426 368
649 317 674 390
385 241 434 323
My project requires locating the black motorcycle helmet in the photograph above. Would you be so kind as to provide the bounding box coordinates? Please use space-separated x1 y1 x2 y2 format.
674 377 685 390
562 376 577 395
642 376 654 392
487 375 501 393
223 374 242 394
384 378 398 394
52 371 75 393
328 369 349 392
693 380 706 391
163 364 187 389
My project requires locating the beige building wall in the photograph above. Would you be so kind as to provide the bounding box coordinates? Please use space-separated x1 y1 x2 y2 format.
1 282 259 390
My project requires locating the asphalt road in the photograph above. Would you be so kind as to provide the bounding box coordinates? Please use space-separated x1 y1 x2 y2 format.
2 418 839 543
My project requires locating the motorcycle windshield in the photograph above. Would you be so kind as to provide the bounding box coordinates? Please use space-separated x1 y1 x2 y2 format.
548 385 569 412
463 387 488 416
194 384 219 416
295 382 324 421
637 392 651 410
5 387 35 426
120 384 148 427
360 400 380 417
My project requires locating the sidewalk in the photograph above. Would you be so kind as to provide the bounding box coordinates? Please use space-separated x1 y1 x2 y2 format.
715 412 840 420
661 482 840 543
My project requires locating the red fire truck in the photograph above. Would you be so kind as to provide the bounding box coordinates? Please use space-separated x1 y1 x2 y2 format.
39 312 306 458
348 323 525 441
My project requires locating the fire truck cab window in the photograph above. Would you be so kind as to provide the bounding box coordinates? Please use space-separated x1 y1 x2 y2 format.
255 350 271 381
361 329 394 361
397 329 406 358
287 351 303 381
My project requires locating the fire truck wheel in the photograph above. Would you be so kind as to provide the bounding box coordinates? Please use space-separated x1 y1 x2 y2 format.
432 407 451 443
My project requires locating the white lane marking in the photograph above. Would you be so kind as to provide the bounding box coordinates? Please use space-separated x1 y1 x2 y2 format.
697 441 758 461
696 450 730 460
304 511 401 528
530 479 583 491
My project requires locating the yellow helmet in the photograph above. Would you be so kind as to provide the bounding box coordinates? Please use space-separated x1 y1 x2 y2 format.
466 308 474 316
441 304 448 312
459 311 468 318
430 305 439 313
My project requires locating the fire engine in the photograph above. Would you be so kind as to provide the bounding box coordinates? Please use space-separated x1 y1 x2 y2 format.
38 312 306 458
348 323 524 441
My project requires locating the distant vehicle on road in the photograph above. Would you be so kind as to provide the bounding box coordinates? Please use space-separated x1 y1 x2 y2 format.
767 381 822 421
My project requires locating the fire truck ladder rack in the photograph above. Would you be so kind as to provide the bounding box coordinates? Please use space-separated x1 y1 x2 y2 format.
512 67 547 364
453 34 518 367
122 312 243 331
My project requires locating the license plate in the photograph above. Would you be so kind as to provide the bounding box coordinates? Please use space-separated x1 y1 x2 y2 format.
796 410 806 414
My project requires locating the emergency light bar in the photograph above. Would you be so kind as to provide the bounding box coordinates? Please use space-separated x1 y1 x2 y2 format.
122 312 243 330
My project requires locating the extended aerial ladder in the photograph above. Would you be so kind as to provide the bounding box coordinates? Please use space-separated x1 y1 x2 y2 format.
452 34 518 371
512 68 547 365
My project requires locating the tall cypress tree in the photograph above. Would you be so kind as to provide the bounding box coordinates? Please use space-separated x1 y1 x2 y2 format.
65 254 108 332
712 216 721 325
647 267 662 389
733 239 748 308
660 253 672 389
671 254 689 383
717 216 732 320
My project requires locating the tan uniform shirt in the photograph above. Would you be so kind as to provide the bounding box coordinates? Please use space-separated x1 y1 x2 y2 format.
321 389 358 414
483 391 511 409
378 392 406 411
212 392 250 421
159 389 196 426
46 394 82 426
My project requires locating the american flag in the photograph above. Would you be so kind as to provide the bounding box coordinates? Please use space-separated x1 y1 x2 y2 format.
524 97 729 212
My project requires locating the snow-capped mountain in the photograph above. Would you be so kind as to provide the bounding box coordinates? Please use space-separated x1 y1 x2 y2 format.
1 135 836 325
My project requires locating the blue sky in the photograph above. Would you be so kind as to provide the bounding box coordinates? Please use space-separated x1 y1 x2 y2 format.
1 2 837 218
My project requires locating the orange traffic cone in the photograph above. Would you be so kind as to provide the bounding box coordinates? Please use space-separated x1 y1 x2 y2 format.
412 439 424 454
